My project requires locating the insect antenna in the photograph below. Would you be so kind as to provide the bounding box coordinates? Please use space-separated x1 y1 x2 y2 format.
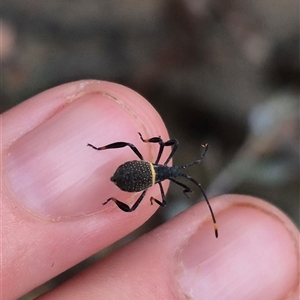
177 144 218 238
179 173 218 238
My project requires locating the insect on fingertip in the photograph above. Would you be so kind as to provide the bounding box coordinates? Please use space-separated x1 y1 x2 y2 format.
88 133 218 237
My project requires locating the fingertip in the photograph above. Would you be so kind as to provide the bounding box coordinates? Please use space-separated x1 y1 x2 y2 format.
177 194 299 299
5 80 169 219
38 194 299 300
3 80 172 299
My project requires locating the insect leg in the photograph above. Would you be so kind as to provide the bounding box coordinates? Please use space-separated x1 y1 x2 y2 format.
179 143 209 169
87 141 143 160
138 132 178 165
149 182 167 207
103 190 147 212
169 178 193 198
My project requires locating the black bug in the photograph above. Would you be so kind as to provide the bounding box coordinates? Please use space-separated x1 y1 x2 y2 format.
87 132 218 238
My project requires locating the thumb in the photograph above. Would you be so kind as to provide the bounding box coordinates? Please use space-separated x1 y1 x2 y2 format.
2 80 169 299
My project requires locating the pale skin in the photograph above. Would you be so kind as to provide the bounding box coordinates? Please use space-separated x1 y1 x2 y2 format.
1 80 299 300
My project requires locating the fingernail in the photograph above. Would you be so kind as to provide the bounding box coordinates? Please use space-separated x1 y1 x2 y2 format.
5 92 146 219
177 204 298 299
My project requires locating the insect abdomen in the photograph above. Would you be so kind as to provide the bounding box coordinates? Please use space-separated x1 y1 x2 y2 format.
111 160 154 192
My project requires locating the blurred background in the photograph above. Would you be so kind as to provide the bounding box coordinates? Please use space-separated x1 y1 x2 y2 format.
2 0 299 298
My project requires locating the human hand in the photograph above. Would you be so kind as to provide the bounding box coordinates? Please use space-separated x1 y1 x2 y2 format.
1 81 298 299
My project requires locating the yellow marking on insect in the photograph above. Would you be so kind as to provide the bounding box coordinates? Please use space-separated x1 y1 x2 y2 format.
214 224 218 238
149 162 156 186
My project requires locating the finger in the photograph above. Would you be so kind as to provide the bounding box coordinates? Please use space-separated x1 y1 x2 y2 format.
39 195 299 300
2 80 170 299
